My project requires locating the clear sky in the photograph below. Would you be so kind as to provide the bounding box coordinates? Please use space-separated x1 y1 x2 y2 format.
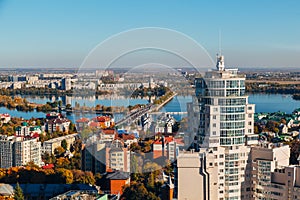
0 0 299 68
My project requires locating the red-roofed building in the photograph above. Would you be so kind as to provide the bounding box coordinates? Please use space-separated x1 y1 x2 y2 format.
89 121 100 129
42 163 54 169
101 129 117 141
0 113 11 124
31 133 40 139
116 134 137 146
45 118 70 133
153 136 180 162
76 118 90 131
106 171 130 195
92 116 114 128
46 112 62 120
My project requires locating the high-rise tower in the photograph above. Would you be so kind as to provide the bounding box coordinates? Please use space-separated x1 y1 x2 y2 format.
195 54 258 147
177 55 258 200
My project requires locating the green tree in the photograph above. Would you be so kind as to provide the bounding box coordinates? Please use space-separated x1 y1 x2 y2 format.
61 139 68 150
14 183 24 200
56 168 73 184
36 119 41 126
121 182 159 200
130 154 139 181
254 125 259 134
58 100 63 107
66 104 72 109
69 122 76 133
54 146 65 157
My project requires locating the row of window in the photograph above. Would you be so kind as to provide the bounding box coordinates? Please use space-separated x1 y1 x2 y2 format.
221 129 245 137
220 113 245 121
220 106 245 113
205 89 246 97
218 98 246 106
220 121 245 129
220 137 245 145
205 80 245 89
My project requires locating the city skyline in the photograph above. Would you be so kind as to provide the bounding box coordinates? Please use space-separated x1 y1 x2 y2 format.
0 0 299 68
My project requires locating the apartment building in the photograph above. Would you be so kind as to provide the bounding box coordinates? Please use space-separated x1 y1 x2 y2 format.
82 140 130 174
246 143 300 200
0 136 14 168
0 136 42 168
45 118 70 134
42 134 78 154
14 137 42 167
177 55 258 200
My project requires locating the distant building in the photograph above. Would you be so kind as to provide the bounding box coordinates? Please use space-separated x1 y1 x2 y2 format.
61 78 71 90
91 116 114 129
26 75 39 84
8 75 26 82
116 133 137 147
11 82 22 89
45 118 70 134
0 114 11 124
46 112 63 120
76 118 90 131
100 129 117 142
15 122 42 137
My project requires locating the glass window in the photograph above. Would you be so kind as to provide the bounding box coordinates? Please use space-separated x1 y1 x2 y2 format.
226 80 239 88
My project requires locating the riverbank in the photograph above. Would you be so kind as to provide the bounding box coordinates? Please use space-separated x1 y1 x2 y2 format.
246 80 300 95
0 94 128 115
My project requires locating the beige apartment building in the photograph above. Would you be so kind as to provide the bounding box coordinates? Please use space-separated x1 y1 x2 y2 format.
177 142 300 200
42 133 78 154
247 143 300 200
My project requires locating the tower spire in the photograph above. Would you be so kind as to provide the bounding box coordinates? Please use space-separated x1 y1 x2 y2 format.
219 29 222 55
216 29 225 71
216 54 225 71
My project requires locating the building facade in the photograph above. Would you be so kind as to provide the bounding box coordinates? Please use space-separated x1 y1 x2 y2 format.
177 55 258 200
0 136 42 168
42 134 77 154
14 137 42 167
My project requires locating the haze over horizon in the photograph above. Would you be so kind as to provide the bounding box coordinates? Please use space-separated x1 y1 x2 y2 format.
0 0 299 69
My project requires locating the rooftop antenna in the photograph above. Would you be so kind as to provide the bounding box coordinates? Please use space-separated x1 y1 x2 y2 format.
219 29 222 55
216 29 225 71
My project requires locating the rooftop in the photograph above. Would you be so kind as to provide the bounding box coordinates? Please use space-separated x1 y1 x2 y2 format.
106 171 130 180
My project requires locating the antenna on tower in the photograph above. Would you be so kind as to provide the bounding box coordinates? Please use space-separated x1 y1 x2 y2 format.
219 29 222 55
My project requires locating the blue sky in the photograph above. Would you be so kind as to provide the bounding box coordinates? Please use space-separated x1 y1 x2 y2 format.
0 0 299 68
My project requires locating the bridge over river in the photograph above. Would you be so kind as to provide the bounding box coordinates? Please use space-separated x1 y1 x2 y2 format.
115 93 178 127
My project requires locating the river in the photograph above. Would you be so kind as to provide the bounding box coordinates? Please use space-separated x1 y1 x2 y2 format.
1 94 300 123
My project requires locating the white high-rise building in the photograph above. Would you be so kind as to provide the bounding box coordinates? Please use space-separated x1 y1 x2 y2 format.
0 136 14 168
177 55 259 200
14 137 42 167
194 54 257 147
0 136 42 168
